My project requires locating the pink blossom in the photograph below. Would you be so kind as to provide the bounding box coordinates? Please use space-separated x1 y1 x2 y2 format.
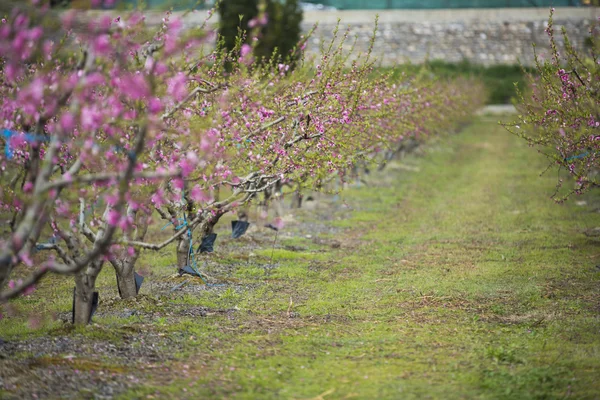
60 112 76 133
240 44 252 58
27 78 44 104
107 209 121 226
127 12 144 27
117 74 150 100
273 217 285 230
148 98 163 114
144 57 154 72
258 14 268 26
190 185 211 202
172 178 185 190
21 253 33 267
61 10 77 30
167 73 188 102
154 62 168 75
151 189 166 208
105 193 119 206
164 34 178 55
80 106 102 131
28 27 43 42
179 151 198 177
23 285 36 296
86 72 106 88
118 215 133 231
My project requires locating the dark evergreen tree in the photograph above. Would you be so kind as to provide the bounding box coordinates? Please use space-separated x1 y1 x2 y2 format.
218 0 303 66
218 0 259 55
256 0 302 65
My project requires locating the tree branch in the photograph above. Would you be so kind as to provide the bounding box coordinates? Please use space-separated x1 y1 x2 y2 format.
41 169 180 192
161 85 224 120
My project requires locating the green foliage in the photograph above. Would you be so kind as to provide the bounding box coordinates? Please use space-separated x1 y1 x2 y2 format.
378 60 533 104
217 0 258 54
218 0 303 65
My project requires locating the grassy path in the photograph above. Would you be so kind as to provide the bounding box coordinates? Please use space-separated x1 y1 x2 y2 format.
125 118 600 399
2 118 599 399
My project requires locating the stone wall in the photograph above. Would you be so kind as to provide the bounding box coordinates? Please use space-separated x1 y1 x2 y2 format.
298 8 597 66
167 7 597 66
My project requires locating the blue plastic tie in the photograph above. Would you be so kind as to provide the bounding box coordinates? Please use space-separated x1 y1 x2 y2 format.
565 152 590 162
2 129 50 159
163 210 206 284
34 235 58 252
161 218 184 231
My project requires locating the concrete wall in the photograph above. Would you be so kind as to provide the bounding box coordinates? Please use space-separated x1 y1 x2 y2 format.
164 7 597 66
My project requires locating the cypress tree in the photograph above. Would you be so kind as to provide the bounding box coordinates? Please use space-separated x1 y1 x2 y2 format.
218 0 303 66
217 0 259 54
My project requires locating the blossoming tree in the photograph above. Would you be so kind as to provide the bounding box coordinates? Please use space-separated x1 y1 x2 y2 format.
0 2 485 325
508 9 600 202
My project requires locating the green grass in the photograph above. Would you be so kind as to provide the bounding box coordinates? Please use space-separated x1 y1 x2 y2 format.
122 118 599 398
2 117 600 399
379 60 533 104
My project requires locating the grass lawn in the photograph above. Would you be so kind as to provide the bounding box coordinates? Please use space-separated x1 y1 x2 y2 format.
1 117 599 399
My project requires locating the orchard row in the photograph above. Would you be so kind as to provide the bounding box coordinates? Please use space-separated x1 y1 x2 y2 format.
509 9 600 202
0 5 484 324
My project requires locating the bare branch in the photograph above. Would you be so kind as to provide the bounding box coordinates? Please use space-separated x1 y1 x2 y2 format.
161 85 224 120
241 116 286 142
36 242 71 265
41 169 180 192
123 214 202 250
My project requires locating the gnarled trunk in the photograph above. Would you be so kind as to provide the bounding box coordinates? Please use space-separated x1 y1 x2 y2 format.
176 234 191 270
113 259 138 299
73 260 101 325
111 208 147 299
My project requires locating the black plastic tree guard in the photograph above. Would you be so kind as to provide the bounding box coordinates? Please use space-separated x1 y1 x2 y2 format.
231 220 250 239
198 233 217 253
134 271 144 294
178 265 203 278
264 223 279 231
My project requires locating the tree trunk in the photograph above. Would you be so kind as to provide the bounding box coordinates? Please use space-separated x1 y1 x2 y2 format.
0 266 12 293
176 235 191 269
73 271 98 325
259 191 271 216
198 215 221 242
112 208 147 299
273 182 284 217
290 183 303 209
114 260 138 299
273 196 284 217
